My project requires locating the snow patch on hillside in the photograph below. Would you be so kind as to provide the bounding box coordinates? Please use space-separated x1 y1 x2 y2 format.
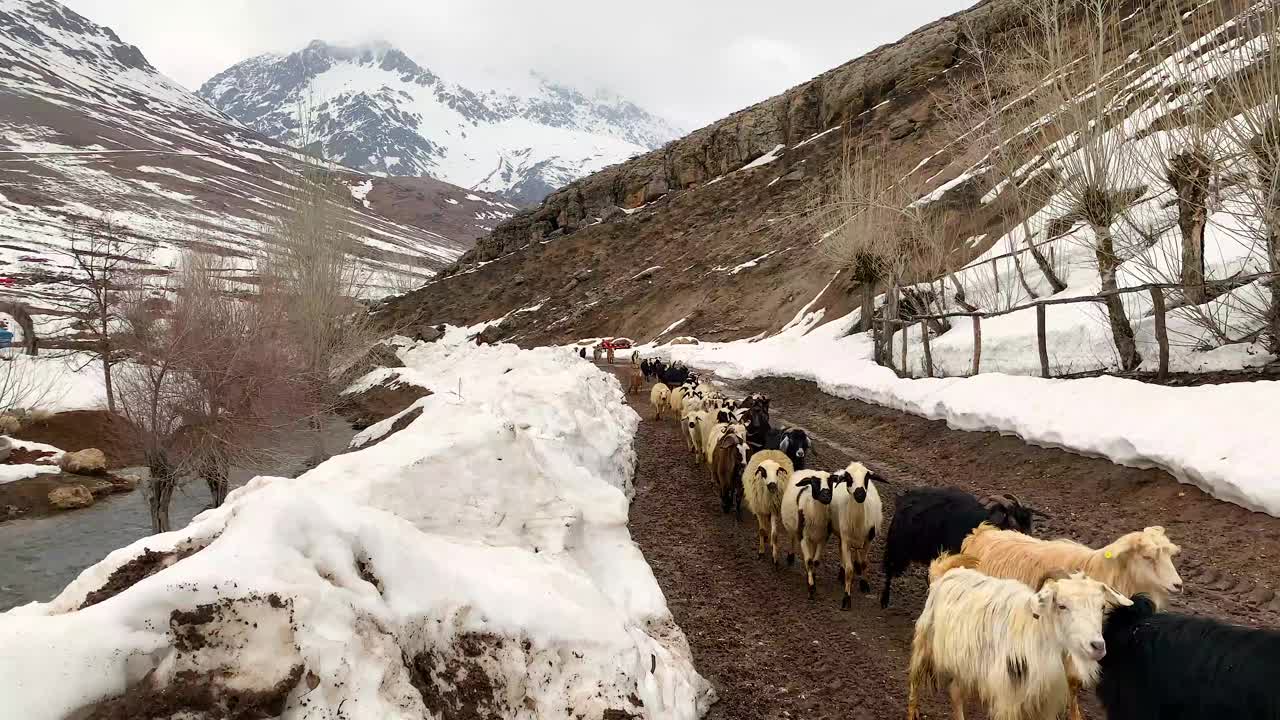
0 331 714 719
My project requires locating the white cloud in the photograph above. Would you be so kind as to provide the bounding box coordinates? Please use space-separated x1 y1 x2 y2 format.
59 0 975 130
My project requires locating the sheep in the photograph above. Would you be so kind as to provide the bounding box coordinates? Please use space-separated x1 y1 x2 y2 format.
626 368 644 396
669 385 689 418
741 450 794 564
828 462 885 609
702 409 743 466
907 562 1133 720
961 524 1183 609
710 433 749 518
1096 594 1280 720
879 488 1045 609
682 391 705 415
780 470 836 599
704 419 746 469
649 383 671 420
683 409 709 457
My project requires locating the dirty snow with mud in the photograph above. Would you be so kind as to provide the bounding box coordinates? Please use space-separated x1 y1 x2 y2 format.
633 309 1280 518
0 329 714 719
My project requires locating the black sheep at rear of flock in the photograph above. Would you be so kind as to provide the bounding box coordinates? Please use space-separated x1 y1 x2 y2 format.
878 488 1039 609
1098 594 1280 719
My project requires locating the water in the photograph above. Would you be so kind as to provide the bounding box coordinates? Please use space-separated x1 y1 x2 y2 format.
0 417 355 611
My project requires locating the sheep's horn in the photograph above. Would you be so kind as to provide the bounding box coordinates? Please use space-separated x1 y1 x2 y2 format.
1029 506 1051 518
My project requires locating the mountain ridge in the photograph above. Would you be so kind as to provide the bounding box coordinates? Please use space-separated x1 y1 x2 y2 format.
198 40 683 204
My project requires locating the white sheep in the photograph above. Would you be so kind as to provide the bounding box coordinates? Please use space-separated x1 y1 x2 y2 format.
668 385 688 418
649 383 671 420
907 560 1132 720
683 409 709 457
780 470 836 599
742 450 794 564
682 391 705 415
828 461 884 610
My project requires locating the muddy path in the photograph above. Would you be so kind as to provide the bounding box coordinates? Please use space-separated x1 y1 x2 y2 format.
607 366 1280 720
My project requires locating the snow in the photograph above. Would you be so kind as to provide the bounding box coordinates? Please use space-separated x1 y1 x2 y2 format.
0 331 713 719
657 317 688 337
741 144 785 170
728 250 779 275
652 312 1280 517
348 178 373 208
0 463 59 485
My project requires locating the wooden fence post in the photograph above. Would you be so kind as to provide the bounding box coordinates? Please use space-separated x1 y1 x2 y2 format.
883 316 895 371
1036 303 1050 378
1150 287 1169 379
990 258 1001 298
900 321 909 376
971 315 982 375
920 319 934 377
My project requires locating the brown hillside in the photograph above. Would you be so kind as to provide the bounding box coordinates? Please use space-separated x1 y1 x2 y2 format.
380 0 1220 345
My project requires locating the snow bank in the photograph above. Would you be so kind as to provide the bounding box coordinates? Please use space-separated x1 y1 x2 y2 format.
0 329 713 719
656 312 1280 517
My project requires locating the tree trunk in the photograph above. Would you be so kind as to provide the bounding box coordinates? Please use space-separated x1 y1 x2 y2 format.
147 458 177 534
1094 224 1141 371
1269 228 1280 355
102 355 115 414
859 282 876 333
1025 221 1067 293
1180 215 1206 304
1171 150 1211 304
202 458 230 508
950 274 978 313
1011 243 1039 300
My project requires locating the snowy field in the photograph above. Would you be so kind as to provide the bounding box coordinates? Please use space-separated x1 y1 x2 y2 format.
624 306 1280 518
0 330 713 719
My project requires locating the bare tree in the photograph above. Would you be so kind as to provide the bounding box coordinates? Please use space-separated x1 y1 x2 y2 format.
1018 0 1147 370
260 164 377 450
116 252 308 531
938 18 1068 298
52 216 146 413
1200 0 1280 352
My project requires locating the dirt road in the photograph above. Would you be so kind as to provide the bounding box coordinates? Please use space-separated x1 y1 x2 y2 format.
610 367 1280 720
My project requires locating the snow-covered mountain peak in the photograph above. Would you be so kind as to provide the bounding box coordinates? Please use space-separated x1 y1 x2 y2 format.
199 41 682 204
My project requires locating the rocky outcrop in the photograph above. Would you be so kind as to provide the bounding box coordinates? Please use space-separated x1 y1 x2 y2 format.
48 485 93 510
457 0 1019 265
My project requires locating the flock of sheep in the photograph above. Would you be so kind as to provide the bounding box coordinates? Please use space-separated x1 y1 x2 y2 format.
627 355 1280 720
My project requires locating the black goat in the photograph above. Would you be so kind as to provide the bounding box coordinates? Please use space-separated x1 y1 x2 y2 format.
763 427 811 471
658 362 691 386
878 488 1042 608
1098 594 1280 719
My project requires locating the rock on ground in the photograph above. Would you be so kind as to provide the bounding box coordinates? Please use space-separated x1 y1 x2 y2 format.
60 448 107 476
47 485 93 510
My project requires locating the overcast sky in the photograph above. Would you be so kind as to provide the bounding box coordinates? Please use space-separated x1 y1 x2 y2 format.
62 0 975 130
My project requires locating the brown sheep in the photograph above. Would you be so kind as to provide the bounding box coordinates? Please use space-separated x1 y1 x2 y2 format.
626 368 644 395
710 434 748 518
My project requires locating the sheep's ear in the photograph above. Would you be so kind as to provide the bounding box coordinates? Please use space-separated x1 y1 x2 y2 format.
779 436 791 453
1032 588 1053 620
867 471 887 485
1102 584 1133 607
795 479 810 489
755 465 767 479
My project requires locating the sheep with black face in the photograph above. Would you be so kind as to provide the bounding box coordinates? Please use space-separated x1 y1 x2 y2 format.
781 470 837 599
829 462 885 609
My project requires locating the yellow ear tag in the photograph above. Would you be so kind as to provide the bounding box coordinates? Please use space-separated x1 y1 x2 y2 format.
1104 551 1114 559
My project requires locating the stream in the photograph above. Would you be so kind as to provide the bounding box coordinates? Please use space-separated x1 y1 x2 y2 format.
0 417 355 611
